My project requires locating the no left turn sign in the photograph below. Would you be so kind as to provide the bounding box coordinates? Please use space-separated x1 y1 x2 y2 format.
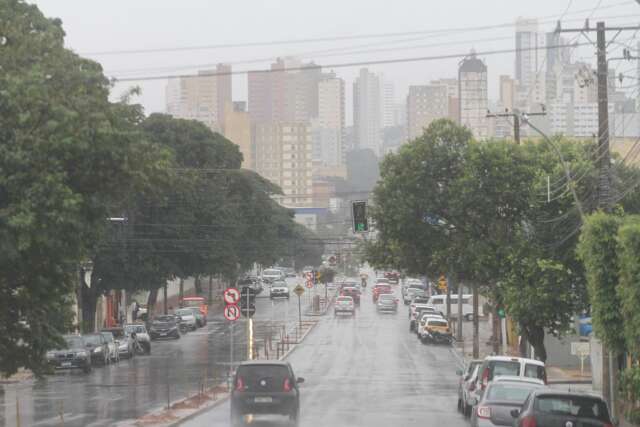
224 304 240 321
224 288 240 305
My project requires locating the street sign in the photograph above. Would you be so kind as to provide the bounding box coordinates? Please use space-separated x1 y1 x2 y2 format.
294 284 305 296
571 341 591 356
223 288 240 305
240 303 256 318
224 304 240 321
306 280 313 289
240 287 257 301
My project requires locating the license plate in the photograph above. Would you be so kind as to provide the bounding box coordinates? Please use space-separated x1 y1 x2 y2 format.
61 362 72 367
160 333 167 336
254 397 273 403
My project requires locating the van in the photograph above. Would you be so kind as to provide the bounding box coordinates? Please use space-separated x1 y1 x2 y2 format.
476 356 547 392
427 294 479 320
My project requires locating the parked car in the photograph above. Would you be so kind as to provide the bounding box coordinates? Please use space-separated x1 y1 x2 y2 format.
376 293 399 313
46 335 92 373
102 327 135 359
418 317 452 344
100 331 119 363
411 308 444 332
403 285 426 304
82 333 110 365
149 315 181 340
270 282 290 299
181 296 208 319
372 284 392 302
175 308 198 331
408 296 431 314
334 296 355 316
457 359 483 417
340 287 360 305
470 377 545 427
473 356 547 399
511 390 613 427
262 268 285 283
230 360 304 427
124 323 151 354
384 271 400 284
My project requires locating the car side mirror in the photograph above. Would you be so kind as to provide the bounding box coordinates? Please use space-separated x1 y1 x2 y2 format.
296 377 305 384
510 409 520 418
456 368 463 376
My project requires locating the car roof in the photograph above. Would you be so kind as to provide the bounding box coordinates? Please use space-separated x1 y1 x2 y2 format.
483 356 545 366
491 375 545 385
239 360 290 366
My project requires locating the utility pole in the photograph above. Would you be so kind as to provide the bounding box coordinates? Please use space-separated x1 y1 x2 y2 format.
486 109 546 144
555 19 640 416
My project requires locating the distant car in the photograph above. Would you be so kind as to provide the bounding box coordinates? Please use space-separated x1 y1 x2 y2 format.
82 333 110 365
403 285 426 304
270 282 290 299
471 377 545 427
376 293 399 313
149 315 181 340
175 308 198 331
340 287 360 305
262 268 285 283
384 271 400 284
102 327 135 359
100 331 120 363
46 335 92 373
457 359 483 417
185 306 206 327
334 296 355 316
411 306 443 331
511 390 613 427
230 360 304 427
375 277 390 285
419 317 452 344
124 323 151 354
238 276 263 295
372 284 392 302
283 267 296 277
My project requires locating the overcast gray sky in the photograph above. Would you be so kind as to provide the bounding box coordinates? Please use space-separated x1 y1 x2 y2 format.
30 0 640 123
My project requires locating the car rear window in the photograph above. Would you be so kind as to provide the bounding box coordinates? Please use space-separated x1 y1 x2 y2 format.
427 320 448 327
490 361 521 379
524 363 546 381
379 294 395 301
486 384 539 403
535 395 610 421
337 297 352 303
237 365 290 392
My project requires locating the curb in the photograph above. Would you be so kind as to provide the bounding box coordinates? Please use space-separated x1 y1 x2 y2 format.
161 320 321 427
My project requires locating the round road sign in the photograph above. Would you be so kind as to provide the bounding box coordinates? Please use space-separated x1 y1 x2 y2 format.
224 288 240 305
224 304 240 321
294 284 305 296
306 280 313 289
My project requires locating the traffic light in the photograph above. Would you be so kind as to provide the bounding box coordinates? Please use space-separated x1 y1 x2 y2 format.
497 305 506 319
352 201 369 232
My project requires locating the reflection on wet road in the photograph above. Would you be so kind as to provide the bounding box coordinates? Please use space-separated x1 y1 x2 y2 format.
0 279 304 427
184 286 468 427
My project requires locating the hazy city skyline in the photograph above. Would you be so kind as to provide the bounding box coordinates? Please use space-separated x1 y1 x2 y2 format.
30 0 640 122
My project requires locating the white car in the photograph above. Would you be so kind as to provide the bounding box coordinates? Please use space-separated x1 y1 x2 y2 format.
403 285 426 304
334 296 355 316
262 268 285 283
270 283 290 299
100 331 119 363
175 308 197 331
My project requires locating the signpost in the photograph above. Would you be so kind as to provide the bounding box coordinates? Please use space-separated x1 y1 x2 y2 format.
223 288 240 305
571 341 591 375
224 304 240 321
294 285 305 331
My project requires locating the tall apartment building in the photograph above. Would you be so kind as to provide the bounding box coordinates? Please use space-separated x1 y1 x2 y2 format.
222 102 252 169
407 85 449 141
459 53 489 139
252 124 313 207
549 101 615 137
248 57 323 125
499 75 516 112
353 68 382 156
430 78 459 122
382 79 396 128
313 76 345 167
165 63 232 132
515 18 546 110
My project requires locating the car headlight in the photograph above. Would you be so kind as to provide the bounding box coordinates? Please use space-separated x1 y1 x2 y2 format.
46 351 56 359
77 351 88 357
93 347 102 353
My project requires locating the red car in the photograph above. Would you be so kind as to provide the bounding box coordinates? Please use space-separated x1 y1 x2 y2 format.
384 271 400 284
340 287 360 305
372 284 392 302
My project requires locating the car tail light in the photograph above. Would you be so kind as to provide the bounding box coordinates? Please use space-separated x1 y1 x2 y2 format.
468 381 475 391
481 368 489 390
283 378 292 392
521 416 537 427
477 406 491 419
235 376 244 391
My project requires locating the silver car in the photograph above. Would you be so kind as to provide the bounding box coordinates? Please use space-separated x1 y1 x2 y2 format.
457 360 482 417
175 308 198 331
470 377 544 427
376 293 399 313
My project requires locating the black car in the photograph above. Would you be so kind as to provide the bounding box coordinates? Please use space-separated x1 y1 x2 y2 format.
231 360 304 427
149 315 181 340
82 333 110 365
511 390 613 427
46 335 92 373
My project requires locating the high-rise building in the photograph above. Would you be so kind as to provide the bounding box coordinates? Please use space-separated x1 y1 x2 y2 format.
407 85 449 140
252 123 313 207
353 68 382 156
313 76 345 167
430 78 459 121
515 18 546 110
222 102 252 169
248 57 323 125
499 75 516 112
382 79 396 128
459 52 489 139
165 63 232 132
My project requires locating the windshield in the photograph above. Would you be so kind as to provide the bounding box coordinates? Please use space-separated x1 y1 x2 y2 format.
491 361 521 378
124 325 146 334
486 383 539 403
535 396 610 421
427 320 448 327
83 335 102 345
153 316 177 326
175 309 193 317
64 336 84 349
100 332 114 343
337 297 352 303
379 294 395 301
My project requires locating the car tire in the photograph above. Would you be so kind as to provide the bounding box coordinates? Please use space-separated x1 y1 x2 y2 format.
465 313 473 321
457 398 462 412
289 408 300 427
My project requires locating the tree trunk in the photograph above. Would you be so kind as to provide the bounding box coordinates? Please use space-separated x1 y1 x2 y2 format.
524 325 547 363
195 275 203 294
147 288 158 322
208 275 213 305
179 277 184 303
80 273 99 333
492 305 501 355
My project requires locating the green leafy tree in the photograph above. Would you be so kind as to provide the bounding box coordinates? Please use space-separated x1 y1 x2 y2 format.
615 215 640 357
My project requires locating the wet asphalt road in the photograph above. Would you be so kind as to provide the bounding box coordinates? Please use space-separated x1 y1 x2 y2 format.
0 278 307 427
184 286 469 427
